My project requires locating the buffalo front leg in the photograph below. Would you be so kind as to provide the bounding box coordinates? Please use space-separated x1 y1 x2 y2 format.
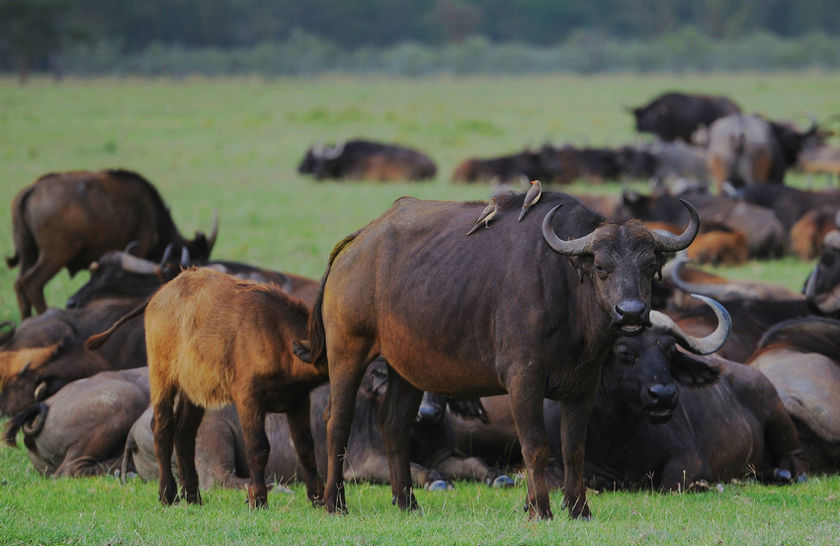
509 382 553 520
378 368 423 510
173 396 205 504
286 394 324 507
558 395 597 519
19 254 62 316
152 393 178 505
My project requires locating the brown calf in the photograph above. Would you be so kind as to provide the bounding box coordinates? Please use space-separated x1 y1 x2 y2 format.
686 229 748 266
86 267 327 508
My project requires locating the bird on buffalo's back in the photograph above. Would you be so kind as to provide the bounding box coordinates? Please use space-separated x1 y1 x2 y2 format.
466 198 499 235
518 180 542 221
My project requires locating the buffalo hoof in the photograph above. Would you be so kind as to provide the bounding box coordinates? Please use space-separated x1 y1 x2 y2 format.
488 475 515 488
425 480 453 492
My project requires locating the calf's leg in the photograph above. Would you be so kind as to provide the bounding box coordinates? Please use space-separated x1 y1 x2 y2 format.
173 396 205 504
152 391 178 505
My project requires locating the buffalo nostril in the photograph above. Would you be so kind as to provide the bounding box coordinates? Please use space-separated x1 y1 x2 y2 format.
648 384 677 403
66 298 77 308
616 300 646 319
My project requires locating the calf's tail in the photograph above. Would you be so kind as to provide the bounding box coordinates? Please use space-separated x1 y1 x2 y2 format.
85 299 149 350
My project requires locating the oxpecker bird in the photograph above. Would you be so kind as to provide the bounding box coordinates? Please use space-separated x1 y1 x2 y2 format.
518 179 542 221
466 198 498 235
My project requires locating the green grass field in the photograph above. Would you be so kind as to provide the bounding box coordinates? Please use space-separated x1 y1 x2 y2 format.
1 72 840 545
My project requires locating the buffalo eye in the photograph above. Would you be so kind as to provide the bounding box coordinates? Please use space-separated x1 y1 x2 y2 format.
594 264 610 280
641 261 659 276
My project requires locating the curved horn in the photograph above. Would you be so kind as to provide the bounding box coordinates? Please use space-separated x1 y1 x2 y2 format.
124 241 140 256
805 263 840 314
180 247 190 266
119 252 162 275
34 381 48 401
311 142 324 158
159 243 174 267
824 230 840 251
649 294 731 355
541 204 596 256
206 209 219 255
667 256 754 300
650 199 700 253
323 141 345 160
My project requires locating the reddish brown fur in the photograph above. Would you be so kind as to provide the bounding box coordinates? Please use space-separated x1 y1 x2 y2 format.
790 208 837 260
452 159 477 183
687 230 749 265
145 267 327 508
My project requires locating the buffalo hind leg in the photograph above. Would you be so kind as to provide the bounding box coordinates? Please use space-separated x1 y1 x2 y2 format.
378 367 423 510
173 396 205 504
509 380 554 520
152 390 179 505
19 254 63 316
233 397 270 509
286 394 324 506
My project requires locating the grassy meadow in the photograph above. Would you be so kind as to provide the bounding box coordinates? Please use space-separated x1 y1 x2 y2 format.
1 72 840 544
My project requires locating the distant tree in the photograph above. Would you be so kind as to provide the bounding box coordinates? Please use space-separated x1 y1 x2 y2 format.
428 0 482 43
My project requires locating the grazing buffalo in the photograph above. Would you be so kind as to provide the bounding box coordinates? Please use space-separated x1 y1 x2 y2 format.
66 249 320 309
304 190 699 519
0 297 147 415
630 92 741 143
298 139 436 181
748 317 840 472
87 268 328 509
124 359 510 491
3 368 149 477
706 115 826 191
6 169 218 318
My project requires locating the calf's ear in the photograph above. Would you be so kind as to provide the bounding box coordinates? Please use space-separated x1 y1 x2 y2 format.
670 352 721 388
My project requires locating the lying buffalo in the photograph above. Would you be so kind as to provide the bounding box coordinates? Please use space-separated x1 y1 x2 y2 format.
546 298 807 491
3 368 149 477
630 91 741 143
748 317 840 472
0 297 147 415
123 358 511 491
66 249 319 309
298 139 436 181
305 190 698 519
7 169 217 318
805 221 840 315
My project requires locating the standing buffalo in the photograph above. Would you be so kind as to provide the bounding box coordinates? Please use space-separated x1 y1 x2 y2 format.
6 169 218 318
298 139 436 181
305 190 699 519
630 92 741 143
706 115 826 190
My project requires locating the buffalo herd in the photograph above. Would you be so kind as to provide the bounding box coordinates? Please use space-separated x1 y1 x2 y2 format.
2 89 840 521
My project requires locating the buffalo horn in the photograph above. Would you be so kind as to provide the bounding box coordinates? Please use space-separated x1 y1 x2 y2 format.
541 204 595 256
207 209 219 255
34 381 48 401
180 247 190 266
311 142 325 158
120 252 161 275
835 210 840 230
650 199 700 253
124 240 140 255
667 256 759 300
805 264 840 314
159 243 174 267
649 294 731 355
824 230 840 251
323 141 345 159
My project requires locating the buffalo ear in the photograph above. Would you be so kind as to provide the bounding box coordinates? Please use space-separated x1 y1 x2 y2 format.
670 352 721 388
292 340 312 363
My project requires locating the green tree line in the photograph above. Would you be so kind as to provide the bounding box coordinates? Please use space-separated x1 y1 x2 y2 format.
1 0 838 78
